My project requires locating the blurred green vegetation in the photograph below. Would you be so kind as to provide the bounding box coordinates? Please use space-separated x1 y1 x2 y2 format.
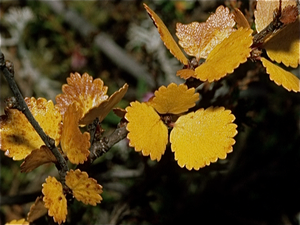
1 1 300 225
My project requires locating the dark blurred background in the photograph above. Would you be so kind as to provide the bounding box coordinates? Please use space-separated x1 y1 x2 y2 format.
1 1 300 224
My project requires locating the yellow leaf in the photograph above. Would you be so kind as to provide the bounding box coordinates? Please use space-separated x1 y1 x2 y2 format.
125 101 168 161
176 68 195 79
148 83 199 114
65 169 103 206
194 27 253 82
79 83 128 125
60 102 90 164
56 72 108 121
176 5 236 60
5 219 29 225
42 176 67 225
254 0 296 33
27 196 47 223
0 98 61 160
261 57 300 92
143 3 189 65
170 107 237 170
264 17 300 68
20 145 57 173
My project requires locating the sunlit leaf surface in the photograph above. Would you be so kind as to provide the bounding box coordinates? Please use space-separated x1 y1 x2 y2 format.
65 169 103 206
125 101 168 161
143 3 189 65
42 176 67 225
60 102 90 164
170 107 237 170
0 98 61 160
176 5 235 60
261 57 300 92
194 27 253 82
148 83 199 114
55 72 108 121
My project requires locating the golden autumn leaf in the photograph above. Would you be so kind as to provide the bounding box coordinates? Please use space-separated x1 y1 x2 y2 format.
125 101 168 161
170 107 237 170
0 98 61 160
55 72 108 121
27 196 47 223
261 57 300 92
176 5 236 61
42 176 67 225
148 83 199 114
65 169 103 206
79 83 128 125
60 102 90 164
20 145 57 173
254 0 296 33
176 68 195 79
5 219 29 225
264 17 300 68
191 27 253 82
143 3 189 65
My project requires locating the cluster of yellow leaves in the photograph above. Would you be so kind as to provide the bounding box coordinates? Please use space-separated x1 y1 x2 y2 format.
0 73 126 224
0 72 127 165
42 169 102 224
125 83 237 170
255 0 300 92
144 3 253 82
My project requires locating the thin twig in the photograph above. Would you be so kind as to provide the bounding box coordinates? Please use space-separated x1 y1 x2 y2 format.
0 52 69 182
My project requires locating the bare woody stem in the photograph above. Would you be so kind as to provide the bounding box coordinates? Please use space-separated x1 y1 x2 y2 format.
0 51 69 182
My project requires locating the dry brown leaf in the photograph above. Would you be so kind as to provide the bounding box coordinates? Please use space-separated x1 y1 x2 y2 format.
20 145 57 173
27 196 47 223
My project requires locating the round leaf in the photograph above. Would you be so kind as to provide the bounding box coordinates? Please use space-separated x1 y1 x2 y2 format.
170 107 237 170
125 101 168 161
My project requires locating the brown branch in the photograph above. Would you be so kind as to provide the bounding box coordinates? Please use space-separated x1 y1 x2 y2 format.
0 52 69 183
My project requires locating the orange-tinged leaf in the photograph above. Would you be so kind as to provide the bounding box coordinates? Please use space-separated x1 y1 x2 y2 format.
233 8 250 28
254 0 296 33
60 102 90 164
148 83 199 114
65 169 103 206
56 72 108 121
264 17 300 68
176 68 195 79
125 101 168 161
27 196 47 223
170 107 237 170
0 98 61 160
176 5 236 60
79 83 128 125
143 3 189 65
42 176 67 225
113 107 127 118
5 219 29 225
20 145 57 173
194 27 253 82
261 57 300 92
